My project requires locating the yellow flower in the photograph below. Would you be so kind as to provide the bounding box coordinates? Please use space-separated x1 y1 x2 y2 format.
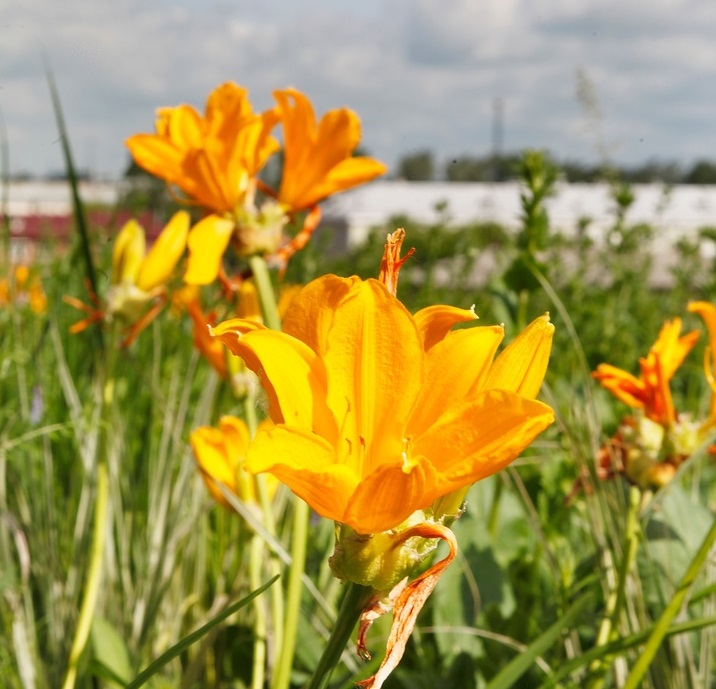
190 416 278 508
211 275 554 534
274 88 387 211
108 211 190 320
65 212 189 343
593 319 699 427
126 82 279 214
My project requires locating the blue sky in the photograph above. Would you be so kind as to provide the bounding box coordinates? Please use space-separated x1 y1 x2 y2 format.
3 0 716 178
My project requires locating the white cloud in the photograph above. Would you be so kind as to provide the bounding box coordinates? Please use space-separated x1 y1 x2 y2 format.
1 0 715 178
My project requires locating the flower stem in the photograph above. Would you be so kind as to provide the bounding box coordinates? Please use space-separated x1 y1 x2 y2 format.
249 254 281 331
588 485 641 687
305 583 374 689
271 497 310 689
61 326 118 689
250 531 268 689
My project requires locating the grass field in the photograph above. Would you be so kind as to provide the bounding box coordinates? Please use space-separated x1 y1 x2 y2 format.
2 96 716 689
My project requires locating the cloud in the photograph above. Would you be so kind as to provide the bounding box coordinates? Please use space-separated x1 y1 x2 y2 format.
2 0 716 178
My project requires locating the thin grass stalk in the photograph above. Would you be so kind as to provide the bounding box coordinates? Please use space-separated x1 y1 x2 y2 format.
44 60 103 351
272 497 310 689
622 515 716 689
587 484 641 688
60 326 119 689
248 255 309 689
244 390 285 667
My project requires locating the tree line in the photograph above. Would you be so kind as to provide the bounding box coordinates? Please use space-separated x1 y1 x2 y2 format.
396 150 716 184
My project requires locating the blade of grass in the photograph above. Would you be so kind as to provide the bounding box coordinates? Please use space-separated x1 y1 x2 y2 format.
44 58 103 350
542 616 716 686
484 591 594 689
622 517 716 689
124 575 279 689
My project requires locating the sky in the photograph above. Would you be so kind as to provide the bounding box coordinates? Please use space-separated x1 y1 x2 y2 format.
3 0 716 179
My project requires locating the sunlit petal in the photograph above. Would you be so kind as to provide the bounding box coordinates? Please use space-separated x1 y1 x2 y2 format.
136 211 189 292
184 214 236 285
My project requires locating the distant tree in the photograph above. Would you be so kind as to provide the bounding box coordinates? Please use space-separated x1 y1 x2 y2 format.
685 160 716 185
621 160 682 184
397 150 434 181
445 156 486 182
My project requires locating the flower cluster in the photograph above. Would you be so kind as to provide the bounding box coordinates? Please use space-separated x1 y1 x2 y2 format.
0 264 47 315
593 307 716 489
127 83 386 284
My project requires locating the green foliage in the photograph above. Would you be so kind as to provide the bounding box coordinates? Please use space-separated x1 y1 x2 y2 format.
3 149 716 688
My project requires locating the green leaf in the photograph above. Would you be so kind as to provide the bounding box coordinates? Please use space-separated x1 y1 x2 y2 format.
124 575 279 689
484 591 594 689
90 617 132 687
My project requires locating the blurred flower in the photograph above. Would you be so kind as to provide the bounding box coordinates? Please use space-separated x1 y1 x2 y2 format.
211 276 554 535
274 88 387 211
190 416 278 508
688 301 716 422
126 83 279 215
592 318 708 491
127 82 386 284
186 299 228 380
65 212 189 345
0 265 48 315
592 319 699 428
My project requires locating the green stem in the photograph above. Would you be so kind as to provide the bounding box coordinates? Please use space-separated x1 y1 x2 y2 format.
61 461 109 689
588 485 641 687
272 498 310 689
250 532 268 689
249 255 282 331
61 327 118 689
622 515 716 689
243 393 284 665
305 583 374 689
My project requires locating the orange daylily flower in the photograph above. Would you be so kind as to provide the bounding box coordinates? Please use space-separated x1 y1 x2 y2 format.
190 416 278 508
187 299 228 379
274 88 387 211
126 82 279 214
593 318 700 427
211 275 554 534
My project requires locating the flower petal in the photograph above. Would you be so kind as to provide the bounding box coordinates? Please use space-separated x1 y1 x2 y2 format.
184 214 235 285
281 274 360 355
412 389 555 483
112 220 146 285
592 363 647 408
483 314 554 398
136 211 189 291
246 425 358 522
215 326 338 440
407 325 505 435
413 304 478 351
320 279 425 477
342 457 442 534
